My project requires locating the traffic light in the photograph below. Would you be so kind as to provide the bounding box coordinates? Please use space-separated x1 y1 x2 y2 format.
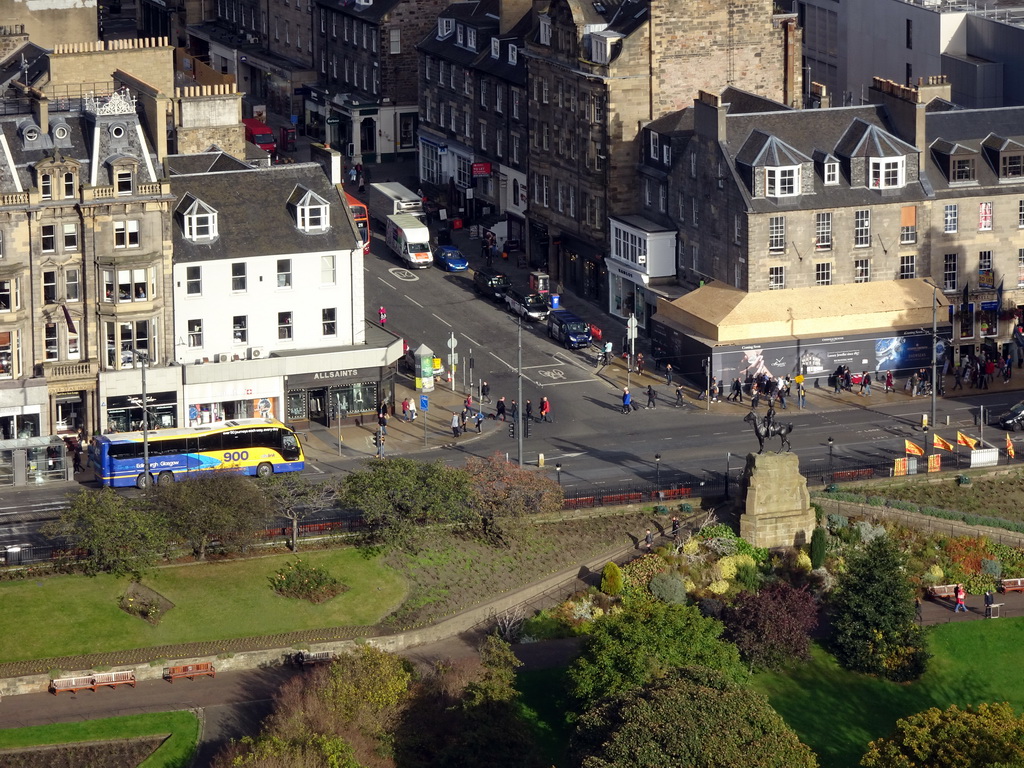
524 417 532 439
508 421 516 439
373 430 381 447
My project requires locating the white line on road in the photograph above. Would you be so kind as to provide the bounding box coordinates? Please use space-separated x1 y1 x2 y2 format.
407 296 424 308
306 463 326 474
377 276 397 290
432 313 452 327
489 351 514 369
463 334 480 346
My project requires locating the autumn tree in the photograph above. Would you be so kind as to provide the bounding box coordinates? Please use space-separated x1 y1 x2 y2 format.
464 453 563 539
861 702 1024 768
338 458 473 549
723 581 819 671
43 488 167 579
147 472 271 560
830 535 929 681
570 666 818 768
258 473 336 552
566 600 745 711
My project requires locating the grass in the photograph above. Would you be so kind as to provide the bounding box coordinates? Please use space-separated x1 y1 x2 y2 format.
517 667 573 768
847 469 1024 523
0 548 406 663
0 710 200 768
752 618 1024 768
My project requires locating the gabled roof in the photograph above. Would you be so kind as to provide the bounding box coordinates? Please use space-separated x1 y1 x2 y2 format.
735 132 811 167
981 133 1024 153
930 138 976 155
835 119 917 159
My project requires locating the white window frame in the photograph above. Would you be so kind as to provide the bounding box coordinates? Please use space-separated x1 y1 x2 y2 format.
854 209 871 247
768 266 785 290
183 198 218 242
765 166 800 198
944 204 958 233
296 190 330 232
815 262 832 286
943 253 958 292
854 258 870 284
814 212 832 250
899 254 916 279
824 162 839 185
869 157 905 189
768 215 785 252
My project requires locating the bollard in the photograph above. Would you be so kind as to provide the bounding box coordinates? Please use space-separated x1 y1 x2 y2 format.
922 413 928 429
537 453 545 467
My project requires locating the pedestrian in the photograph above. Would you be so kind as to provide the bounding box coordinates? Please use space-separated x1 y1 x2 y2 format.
481 380 491 403
675 385 684 407
729 377 742 402
465 394 474 414
73 447 83 473
622 387 632 414
644 529 654 550
378 410 388 436
646 384 657 409
348 165 357 184
710 377 719 402
885 369 894 393
863 371 872 396
460 408 468 434
525 399 534 422
358 173 365 193
985 590 995 618
636 352 645 376
496 397 507 421
954 584 967 613
378 306 387 326
539 396 551 422
671 516 680 539
401 397 410 421
665 363 674 386
510 399 518 422
798 382 807 408
408 397 417 421
475 410 485 433
602 340 613 366
450 411 461 439
910 371 919 397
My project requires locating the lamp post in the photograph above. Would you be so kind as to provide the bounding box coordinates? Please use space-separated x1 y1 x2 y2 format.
923 424 930 460
827 436 834 481
725 451 731 499
555 462 562 486
655 453 661 491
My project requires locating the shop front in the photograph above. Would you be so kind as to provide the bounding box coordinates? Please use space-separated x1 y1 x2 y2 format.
100 366 181 435
286 367 384 428
183 375 282 427
0 379 48 440
557 233 606 306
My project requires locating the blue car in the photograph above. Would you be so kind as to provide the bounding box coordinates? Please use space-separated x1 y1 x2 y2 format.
434 245 469 272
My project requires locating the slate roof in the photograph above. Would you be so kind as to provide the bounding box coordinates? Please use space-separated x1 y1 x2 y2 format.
417 0 500 63
164 152 250 176
316 0 402 24
168 159 360 263
923 105 1024 197
0 42 48 89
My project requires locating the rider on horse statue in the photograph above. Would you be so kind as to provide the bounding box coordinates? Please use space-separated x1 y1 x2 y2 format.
764 403 776 431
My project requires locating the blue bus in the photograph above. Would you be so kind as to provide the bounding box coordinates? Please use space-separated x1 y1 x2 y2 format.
91 418 304 489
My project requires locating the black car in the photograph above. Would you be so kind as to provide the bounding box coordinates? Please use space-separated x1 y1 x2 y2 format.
473 269 511 301
998 400 1024 430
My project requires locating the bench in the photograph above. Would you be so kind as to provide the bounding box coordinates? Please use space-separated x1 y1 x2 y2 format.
295 650 333 666
163 662 216 683
1000 577 1024 593
50 670 136 695
928 584 959 601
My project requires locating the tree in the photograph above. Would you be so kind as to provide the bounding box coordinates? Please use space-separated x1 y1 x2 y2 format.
566 600 745 711
570 666 818 768
259 473 336 552
464 453 563 538
830 535 930 681
861 702 1024 768
43 488 167 578
600 561 623 596
810 526 827 569
723 581 818 671
147 473 271 560
338 458 473 549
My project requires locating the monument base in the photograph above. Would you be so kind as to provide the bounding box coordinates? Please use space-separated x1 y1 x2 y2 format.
739 452 814 549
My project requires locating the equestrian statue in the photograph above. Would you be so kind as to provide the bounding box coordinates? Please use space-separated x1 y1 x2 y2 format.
744 404 793 454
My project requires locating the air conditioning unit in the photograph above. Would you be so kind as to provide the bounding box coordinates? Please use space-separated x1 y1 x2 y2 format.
248 346 267 360
246 33 260 44
215 353 229 363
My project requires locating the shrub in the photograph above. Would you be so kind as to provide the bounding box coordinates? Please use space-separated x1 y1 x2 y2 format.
697 598 724 620
827 513 848 532
810 527 827 569
734 537 769 564
794 551 812 571
923 564 944 584
697 523 736 540
705 537 738 557
681 538 699 555
981 558 1003 579
620 554 668 601
735 562 761 594
708 579 730 595
269 558 348 604
649 572 689 605
601 561 624 596
855 520 887 544
717 554 755 580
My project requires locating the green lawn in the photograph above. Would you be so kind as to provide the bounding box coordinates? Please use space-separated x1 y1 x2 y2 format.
517 667 573 768
0 710 200 768
753 618 1024 768
0 548 406 662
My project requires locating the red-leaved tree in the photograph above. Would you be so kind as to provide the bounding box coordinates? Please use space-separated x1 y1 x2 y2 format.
722 581 819 671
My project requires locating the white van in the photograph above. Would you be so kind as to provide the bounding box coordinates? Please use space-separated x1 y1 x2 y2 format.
368 182 425 224
385 214 432 268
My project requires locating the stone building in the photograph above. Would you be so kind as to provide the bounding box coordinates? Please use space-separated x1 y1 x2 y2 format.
650 76 1024 387
0 0 97 52
309 0 448 164
524 0 801 309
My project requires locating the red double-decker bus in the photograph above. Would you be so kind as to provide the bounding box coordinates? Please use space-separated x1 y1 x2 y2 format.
346 192 370 255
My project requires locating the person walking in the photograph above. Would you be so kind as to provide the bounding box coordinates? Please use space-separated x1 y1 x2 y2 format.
510 399 518 422
636 352 645 376
728 377 742 403
496 397 507 421
797 382 807 409
665 363 674 386
954 584 968 613
378 410 389 436
464 394 474 414
646 384 657 409
885 369 894 393
644 529 654 550
675 385 685 408
407 397 417 421
378 306 387 326
348 165 357 184
72 447 83 473
525 399 534 423
481 380 491 403
602 340 613 366
401 397 410 422
475 410 485 433
622 387 632 414
671 516 680 540
450 412 461 439
539 396 552 422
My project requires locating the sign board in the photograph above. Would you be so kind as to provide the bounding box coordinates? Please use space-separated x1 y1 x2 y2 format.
420 395 428 411
626 315 639 341
326 116 340 125
472 162 492 177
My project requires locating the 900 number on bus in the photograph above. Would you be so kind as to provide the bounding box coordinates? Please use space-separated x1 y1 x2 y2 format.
224 450 250 462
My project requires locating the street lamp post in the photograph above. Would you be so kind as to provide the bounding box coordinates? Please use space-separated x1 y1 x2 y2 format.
555 462 562 486
827 436 834 481
725 451 731 499
655 453 661 491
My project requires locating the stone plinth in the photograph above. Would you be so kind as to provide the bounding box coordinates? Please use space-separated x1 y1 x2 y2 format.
739 452 814 549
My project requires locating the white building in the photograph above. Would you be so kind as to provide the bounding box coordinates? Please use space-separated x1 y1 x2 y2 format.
168 153 400 429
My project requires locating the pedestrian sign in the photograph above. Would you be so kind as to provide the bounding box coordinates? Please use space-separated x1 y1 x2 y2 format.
420 395 429 411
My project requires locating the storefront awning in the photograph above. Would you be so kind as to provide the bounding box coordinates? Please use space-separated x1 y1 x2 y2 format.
657 278 949 345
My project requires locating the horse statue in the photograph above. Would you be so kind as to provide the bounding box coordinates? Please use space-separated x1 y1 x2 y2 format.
743 410 793 454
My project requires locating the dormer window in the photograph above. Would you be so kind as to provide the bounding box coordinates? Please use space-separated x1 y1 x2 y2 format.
765 167 799 198
539 16 551 45
952 156 976 183
182 197 218 242
649 131 659 160
456 24 464 45
508 45 517 65
438 18 453 38
40 174 52 200
467 28 476 50
64 172 75 198
293 189 330 232
870 157 905 189
116 169 133 196
1002 153 1023 179
491 38 500 58
824 162 838 185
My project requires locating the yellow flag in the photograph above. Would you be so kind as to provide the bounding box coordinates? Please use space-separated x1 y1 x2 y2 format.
933 433 955 452
1008 433 1016 459
904 439 925 456
957 431 978 449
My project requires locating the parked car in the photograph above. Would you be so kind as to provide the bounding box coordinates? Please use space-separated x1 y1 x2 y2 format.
505 288 549 322
473 268 511 301
434 245 469 272
547 310 593 349
998 400 1024 431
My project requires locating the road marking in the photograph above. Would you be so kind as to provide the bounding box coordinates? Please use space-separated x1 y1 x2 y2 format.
407 296 424 308
377 276 397 290
432 313 452 328
463 334 480 346
537 368 567 380
305 463 326 474
489 351 515 370
387 267 419 282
